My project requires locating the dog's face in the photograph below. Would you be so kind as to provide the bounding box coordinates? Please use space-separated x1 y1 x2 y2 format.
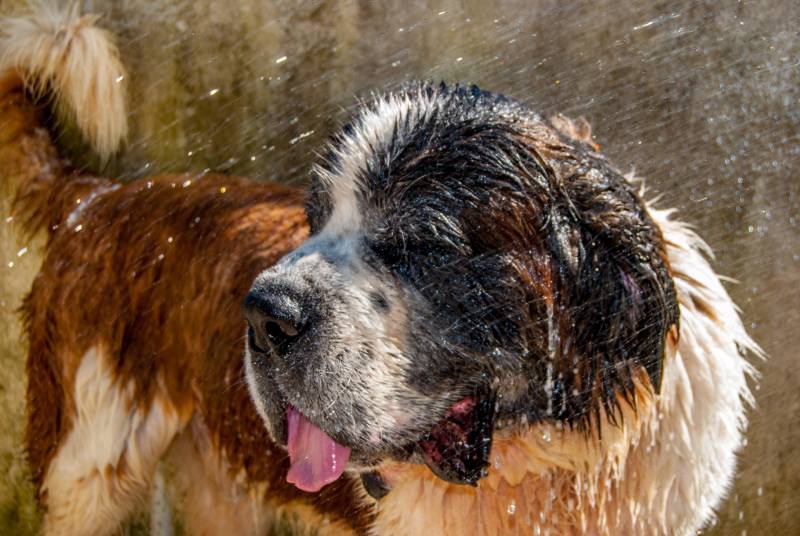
244 83 679 491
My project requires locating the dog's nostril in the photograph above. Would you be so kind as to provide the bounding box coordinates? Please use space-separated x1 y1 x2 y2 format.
264 319 300 347
243 286 307 355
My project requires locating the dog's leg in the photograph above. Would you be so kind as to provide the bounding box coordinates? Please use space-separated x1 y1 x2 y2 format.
150 465 174 536
163 418 275 536
40 346 185 536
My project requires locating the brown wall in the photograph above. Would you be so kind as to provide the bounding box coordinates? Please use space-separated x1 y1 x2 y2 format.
1 0 797 534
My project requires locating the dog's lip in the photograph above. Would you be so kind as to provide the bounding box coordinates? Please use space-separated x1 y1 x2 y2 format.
413 390 495 486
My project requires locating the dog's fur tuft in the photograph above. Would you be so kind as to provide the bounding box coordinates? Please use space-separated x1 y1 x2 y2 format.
0 2 127 161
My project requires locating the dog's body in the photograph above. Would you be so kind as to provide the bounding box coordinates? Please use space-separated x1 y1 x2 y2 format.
1 5 758 536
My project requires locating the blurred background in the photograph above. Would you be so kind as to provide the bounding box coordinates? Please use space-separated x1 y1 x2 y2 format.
0 0 797 533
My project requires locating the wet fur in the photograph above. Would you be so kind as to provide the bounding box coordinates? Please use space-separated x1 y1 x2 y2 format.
1 4 758 535
247 84 680 474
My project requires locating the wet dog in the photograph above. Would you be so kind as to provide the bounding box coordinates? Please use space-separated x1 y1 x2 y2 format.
1 4 758 535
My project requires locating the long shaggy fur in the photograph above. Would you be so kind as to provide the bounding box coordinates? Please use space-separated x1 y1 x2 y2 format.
371 202 760 535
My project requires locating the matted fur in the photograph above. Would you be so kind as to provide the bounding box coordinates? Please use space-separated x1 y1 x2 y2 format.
370 203 759 535
1 4 758 535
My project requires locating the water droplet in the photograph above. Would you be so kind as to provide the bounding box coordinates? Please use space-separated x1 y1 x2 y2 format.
219 187 227 194
74 224 83 232
507 501 516 515
17 247 27 257
167 237 173 244
275 56 287 64
289 130 315 145
208 88 219 96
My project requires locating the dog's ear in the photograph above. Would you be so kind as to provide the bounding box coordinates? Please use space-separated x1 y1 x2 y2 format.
416 386 496 486
542 167 679 425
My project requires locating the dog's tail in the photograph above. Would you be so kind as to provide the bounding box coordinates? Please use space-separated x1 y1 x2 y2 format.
0 2 126 236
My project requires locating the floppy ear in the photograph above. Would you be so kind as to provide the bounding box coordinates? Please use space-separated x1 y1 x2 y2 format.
543 163 680 426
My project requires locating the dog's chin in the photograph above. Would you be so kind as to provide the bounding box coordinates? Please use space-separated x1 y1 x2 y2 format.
248 347 497 492
256 389 496 493
254 388 404 468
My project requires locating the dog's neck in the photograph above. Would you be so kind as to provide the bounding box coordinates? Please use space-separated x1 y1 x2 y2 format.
370 376 657 536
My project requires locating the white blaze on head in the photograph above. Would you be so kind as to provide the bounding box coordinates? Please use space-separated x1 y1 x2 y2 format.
315 90 439 237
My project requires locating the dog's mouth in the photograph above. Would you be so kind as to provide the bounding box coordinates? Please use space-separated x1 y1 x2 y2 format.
280 388 495 494
416 392 495 486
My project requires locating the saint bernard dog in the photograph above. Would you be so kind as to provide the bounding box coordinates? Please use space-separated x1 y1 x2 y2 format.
0 4 759 535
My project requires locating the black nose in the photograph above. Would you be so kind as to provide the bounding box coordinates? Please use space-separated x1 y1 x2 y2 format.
243 285 307 355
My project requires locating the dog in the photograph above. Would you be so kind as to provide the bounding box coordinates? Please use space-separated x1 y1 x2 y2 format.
0 4 759 535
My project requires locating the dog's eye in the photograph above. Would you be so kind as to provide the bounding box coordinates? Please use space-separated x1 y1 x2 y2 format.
366 236 462 288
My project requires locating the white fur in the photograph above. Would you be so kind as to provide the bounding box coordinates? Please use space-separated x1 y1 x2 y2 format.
243 344 270 425
42 347 184 535
639 205 759 532
0 2 127 159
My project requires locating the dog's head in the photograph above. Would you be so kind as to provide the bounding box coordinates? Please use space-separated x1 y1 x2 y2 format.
243 83 678 493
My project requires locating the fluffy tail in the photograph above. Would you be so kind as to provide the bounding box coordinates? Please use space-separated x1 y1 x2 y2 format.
0 2 126 235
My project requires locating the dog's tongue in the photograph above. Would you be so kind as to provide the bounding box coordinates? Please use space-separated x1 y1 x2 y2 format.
286 406 351 492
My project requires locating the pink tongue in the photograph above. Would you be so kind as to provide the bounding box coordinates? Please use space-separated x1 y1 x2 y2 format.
286 406 351 492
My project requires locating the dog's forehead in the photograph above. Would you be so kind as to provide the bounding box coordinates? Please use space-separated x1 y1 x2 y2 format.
309 83 534 237
315 91 437 236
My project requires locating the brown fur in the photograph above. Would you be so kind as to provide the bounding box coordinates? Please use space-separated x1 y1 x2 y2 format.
1 73 374 532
